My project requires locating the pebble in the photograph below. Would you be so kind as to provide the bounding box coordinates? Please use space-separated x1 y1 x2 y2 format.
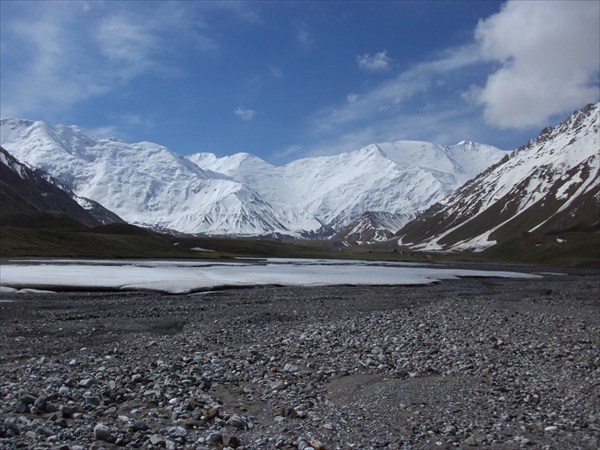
0 278 598 450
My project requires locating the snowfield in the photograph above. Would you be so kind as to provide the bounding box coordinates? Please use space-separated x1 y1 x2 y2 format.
0 259 541 294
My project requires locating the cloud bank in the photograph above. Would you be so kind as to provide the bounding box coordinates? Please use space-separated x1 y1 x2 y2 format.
473 1 600 129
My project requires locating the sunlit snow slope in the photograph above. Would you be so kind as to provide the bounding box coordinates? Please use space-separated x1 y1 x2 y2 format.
1 118 506 236
188 141 506 234
397 103 600 251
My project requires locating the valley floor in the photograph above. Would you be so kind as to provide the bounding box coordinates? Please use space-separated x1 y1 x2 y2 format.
1 267 599 449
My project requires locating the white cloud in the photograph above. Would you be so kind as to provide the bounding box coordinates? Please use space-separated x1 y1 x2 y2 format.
0 5 108 118
301 43 487 155
356 50 392 72
234 106 258 121
96 15 158 66
346 93 359 103
473 0 600 129
0 2 220 119
295 21 314 50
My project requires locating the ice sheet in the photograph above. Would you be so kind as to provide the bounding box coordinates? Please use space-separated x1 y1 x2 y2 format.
0 259 541 294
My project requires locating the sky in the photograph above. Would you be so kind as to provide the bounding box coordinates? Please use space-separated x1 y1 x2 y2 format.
1 0 598 164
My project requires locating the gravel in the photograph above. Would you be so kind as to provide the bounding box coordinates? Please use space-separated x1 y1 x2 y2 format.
0 265 598 449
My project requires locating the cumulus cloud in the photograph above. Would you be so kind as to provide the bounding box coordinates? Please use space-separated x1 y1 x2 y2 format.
234 106 258 121
356 50 392 72
472 0 600 129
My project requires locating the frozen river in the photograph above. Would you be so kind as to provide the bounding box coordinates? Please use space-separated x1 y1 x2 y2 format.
0 258 543 294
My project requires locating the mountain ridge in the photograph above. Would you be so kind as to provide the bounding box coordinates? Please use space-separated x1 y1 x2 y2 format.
396 102 600 253
1 117 507 237
0 146 123 227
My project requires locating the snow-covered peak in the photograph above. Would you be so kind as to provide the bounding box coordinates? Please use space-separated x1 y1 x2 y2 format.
2 117 507 237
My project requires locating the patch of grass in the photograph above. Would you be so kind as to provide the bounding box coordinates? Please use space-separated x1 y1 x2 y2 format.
2 214 597 267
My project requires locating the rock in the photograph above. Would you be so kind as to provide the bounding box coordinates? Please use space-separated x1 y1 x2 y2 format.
284 363 299 372
464 435 478 446
93 423 115 443
166 426 187 438
19 393 36 405
83 395 101 407
60 405 76 418
34 396 47 411
149 435 164 445
36 426 56 437
308 437 326 450
79 377 97 388
228 414 248 430
206 432 223 444
4 419 20 436
223 433 242 448
131 420 149 431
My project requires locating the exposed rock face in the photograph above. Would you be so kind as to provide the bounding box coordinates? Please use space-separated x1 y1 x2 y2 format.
396 103 600 252
0 146 122 226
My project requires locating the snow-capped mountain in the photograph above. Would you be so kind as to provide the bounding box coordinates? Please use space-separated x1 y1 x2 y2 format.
396 103 600 252
0 118 506 236
0 146 122 226
0 119 288 235
332 211 412 244
188 141 506 233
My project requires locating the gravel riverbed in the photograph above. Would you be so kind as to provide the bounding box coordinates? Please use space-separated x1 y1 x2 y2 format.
1 266 599 449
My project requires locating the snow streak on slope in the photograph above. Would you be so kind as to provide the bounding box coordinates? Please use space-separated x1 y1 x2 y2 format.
397 103 600 251
1 118 506 236
333 211 413 244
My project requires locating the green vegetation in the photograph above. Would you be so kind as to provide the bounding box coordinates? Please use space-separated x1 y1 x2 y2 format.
1 213 597 267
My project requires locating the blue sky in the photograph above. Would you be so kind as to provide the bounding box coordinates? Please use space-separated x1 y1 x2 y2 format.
1 1 598 163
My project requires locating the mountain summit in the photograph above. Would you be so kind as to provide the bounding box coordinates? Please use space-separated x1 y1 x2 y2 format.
0 118 506 236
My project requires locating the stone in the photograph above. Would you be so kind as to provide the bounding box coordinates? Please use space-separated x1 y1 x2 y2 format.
223 433 242 448
284 363 299 372
206 432 223 444
464 435 478 447
308 437 326 450
58 385 70 395
167 426 187 438
79 377 97 388
37 426 56 437
228 414 248 430
93 423 115 443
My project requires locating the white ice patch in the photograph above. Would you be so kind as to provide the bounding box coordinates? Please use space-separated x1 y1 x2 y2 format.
0 259 541 294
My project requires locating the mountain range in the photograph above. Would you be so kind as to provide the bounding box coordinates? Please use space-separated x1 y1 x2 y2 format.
0 118 505 237
396 102 599 254
1 103 597 265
